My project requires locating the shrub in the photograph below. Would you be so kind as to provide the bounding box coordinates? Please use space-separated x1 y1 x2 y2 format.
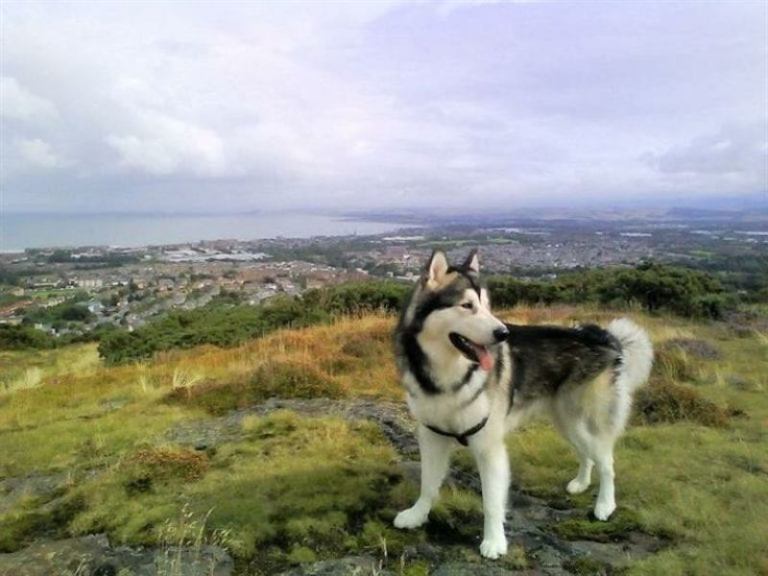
489 262 730 319
127 447 210 482
98 296 329 364
302 281 409 315
634 381 730 427
22 294 94 328
0 325 56 350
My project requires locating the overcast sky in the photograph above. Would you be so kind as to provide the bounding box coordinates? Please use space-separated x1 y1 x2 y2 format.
1 0 766 214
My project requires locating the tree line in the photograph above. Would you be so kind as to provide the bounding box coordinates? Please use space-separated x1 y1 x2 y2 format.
0 263 754 358
487 262 733 319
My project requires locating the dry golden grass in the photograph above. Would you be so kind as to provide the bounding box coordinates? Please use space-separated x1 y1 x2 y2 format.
162 313 401 413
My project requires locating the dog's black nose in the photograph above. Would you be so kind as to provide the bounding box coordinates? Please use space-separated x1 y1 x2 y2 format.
493 326 510 343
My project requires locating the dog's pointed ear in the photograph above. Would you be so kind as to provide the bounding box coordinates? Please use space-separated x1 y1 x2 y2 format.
424 250 449 285
462 249 480 276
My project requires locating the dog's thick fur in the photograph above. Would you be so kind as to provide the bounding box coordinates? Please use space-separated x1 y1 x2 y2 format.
392 250 654 559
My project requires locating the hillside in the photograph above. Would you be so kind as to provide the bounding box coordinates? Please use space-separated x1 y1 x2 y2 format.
0 306 766 576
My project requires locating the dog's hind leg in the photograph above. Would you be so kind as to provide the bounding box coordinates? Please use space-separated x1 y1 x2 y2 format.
558 414 617 519
561 422 617 519
588 438 617 520
394 426 453 530
562 426 594 495
553 410 595 495
471 436 509 559
567 452 594 495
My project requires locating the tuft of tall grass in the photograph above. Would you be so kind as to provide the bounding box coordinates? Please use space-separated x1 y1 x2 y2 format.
653 347 704 384
634 381 730 427
171 368 204 398
2 367 43 395
156 504 230 576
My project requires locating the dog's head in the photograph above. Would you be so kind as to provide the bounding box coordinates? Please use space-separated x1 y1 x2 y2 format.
400 249 509 372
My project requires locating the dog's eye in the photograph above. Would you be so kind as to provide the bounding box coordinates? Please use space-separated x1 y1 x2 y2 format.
461 302 473 310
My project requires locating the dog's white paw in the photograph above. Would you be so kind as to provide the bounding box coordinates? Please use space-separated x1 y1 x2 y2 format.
566 477 590 495
593 500 616 521
479 535 508 559
394 506 428 529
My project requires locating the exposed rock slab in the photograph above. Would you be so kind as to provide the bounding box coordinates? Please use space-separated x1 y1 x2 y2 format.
276 556 394 576
0 472 69 515
0 534 233 576
165 398 418 456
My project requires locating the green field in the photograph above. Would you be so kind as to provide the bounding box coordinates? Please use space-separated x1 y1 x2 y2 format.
0 307 766 575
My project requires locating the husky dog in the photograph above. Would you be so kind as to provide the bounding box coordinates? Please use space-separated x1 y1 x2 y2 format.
393 250 653 559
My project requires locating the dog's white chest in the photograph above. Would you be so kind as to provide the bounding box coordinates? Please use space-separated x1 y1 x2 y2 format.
404 368 491 433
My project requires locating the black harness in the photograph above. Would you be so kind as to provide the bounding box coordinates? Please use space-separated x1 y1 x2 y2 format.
425 416 489 446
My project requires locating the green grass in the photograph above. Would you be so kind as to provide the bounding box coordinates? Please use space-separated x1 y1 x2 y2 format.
0 404 193 477
68 411 406 573
552 509 644 542
0 492 85 552
0 307 766 575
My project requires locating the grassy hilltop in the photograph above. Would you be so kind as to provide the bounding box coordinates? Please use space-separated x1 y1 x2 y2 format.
0 303 767 575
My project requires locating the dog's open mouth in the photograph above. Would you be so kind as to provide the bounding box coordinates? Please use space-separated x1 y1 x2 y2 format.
449 332 495 372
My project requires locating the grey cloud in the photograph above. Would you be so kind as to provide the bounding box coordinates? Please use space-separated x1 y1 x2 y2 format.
1 0 765 213
649 125 767 177
0 76 58 122
17 138 67 170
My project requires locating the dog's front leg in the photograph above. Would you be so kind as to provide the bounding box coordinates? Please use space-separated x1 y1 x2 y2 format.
394 426 453 529
472 436 510 559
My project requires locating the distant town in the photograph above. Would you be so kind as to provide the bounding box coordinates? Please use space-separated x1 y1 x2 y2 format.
2 208 766 339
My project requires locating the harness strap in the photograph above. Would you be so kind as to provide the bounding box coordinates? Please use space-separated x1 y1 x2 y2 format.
425 416 489 446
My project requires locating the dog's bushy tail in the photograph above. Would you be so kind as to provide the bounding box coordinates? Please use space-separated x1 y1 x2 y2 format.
605 318 654 434
608 318 654 393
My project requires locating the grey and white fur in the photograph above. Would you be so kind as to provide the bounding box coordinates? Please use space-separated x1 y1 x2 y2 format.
392 250 654 559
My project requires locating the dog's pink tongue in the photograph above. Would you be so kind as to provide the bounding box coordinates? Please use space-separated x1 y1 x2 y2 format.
473 344 494 372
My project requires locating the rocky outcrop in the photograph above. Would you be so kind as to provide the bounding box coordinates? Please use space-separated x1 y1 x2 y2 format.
0 534 233 576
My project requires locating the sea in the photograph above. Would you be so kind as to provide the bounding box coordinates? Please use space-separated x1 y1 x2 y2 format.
0 212 407 252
